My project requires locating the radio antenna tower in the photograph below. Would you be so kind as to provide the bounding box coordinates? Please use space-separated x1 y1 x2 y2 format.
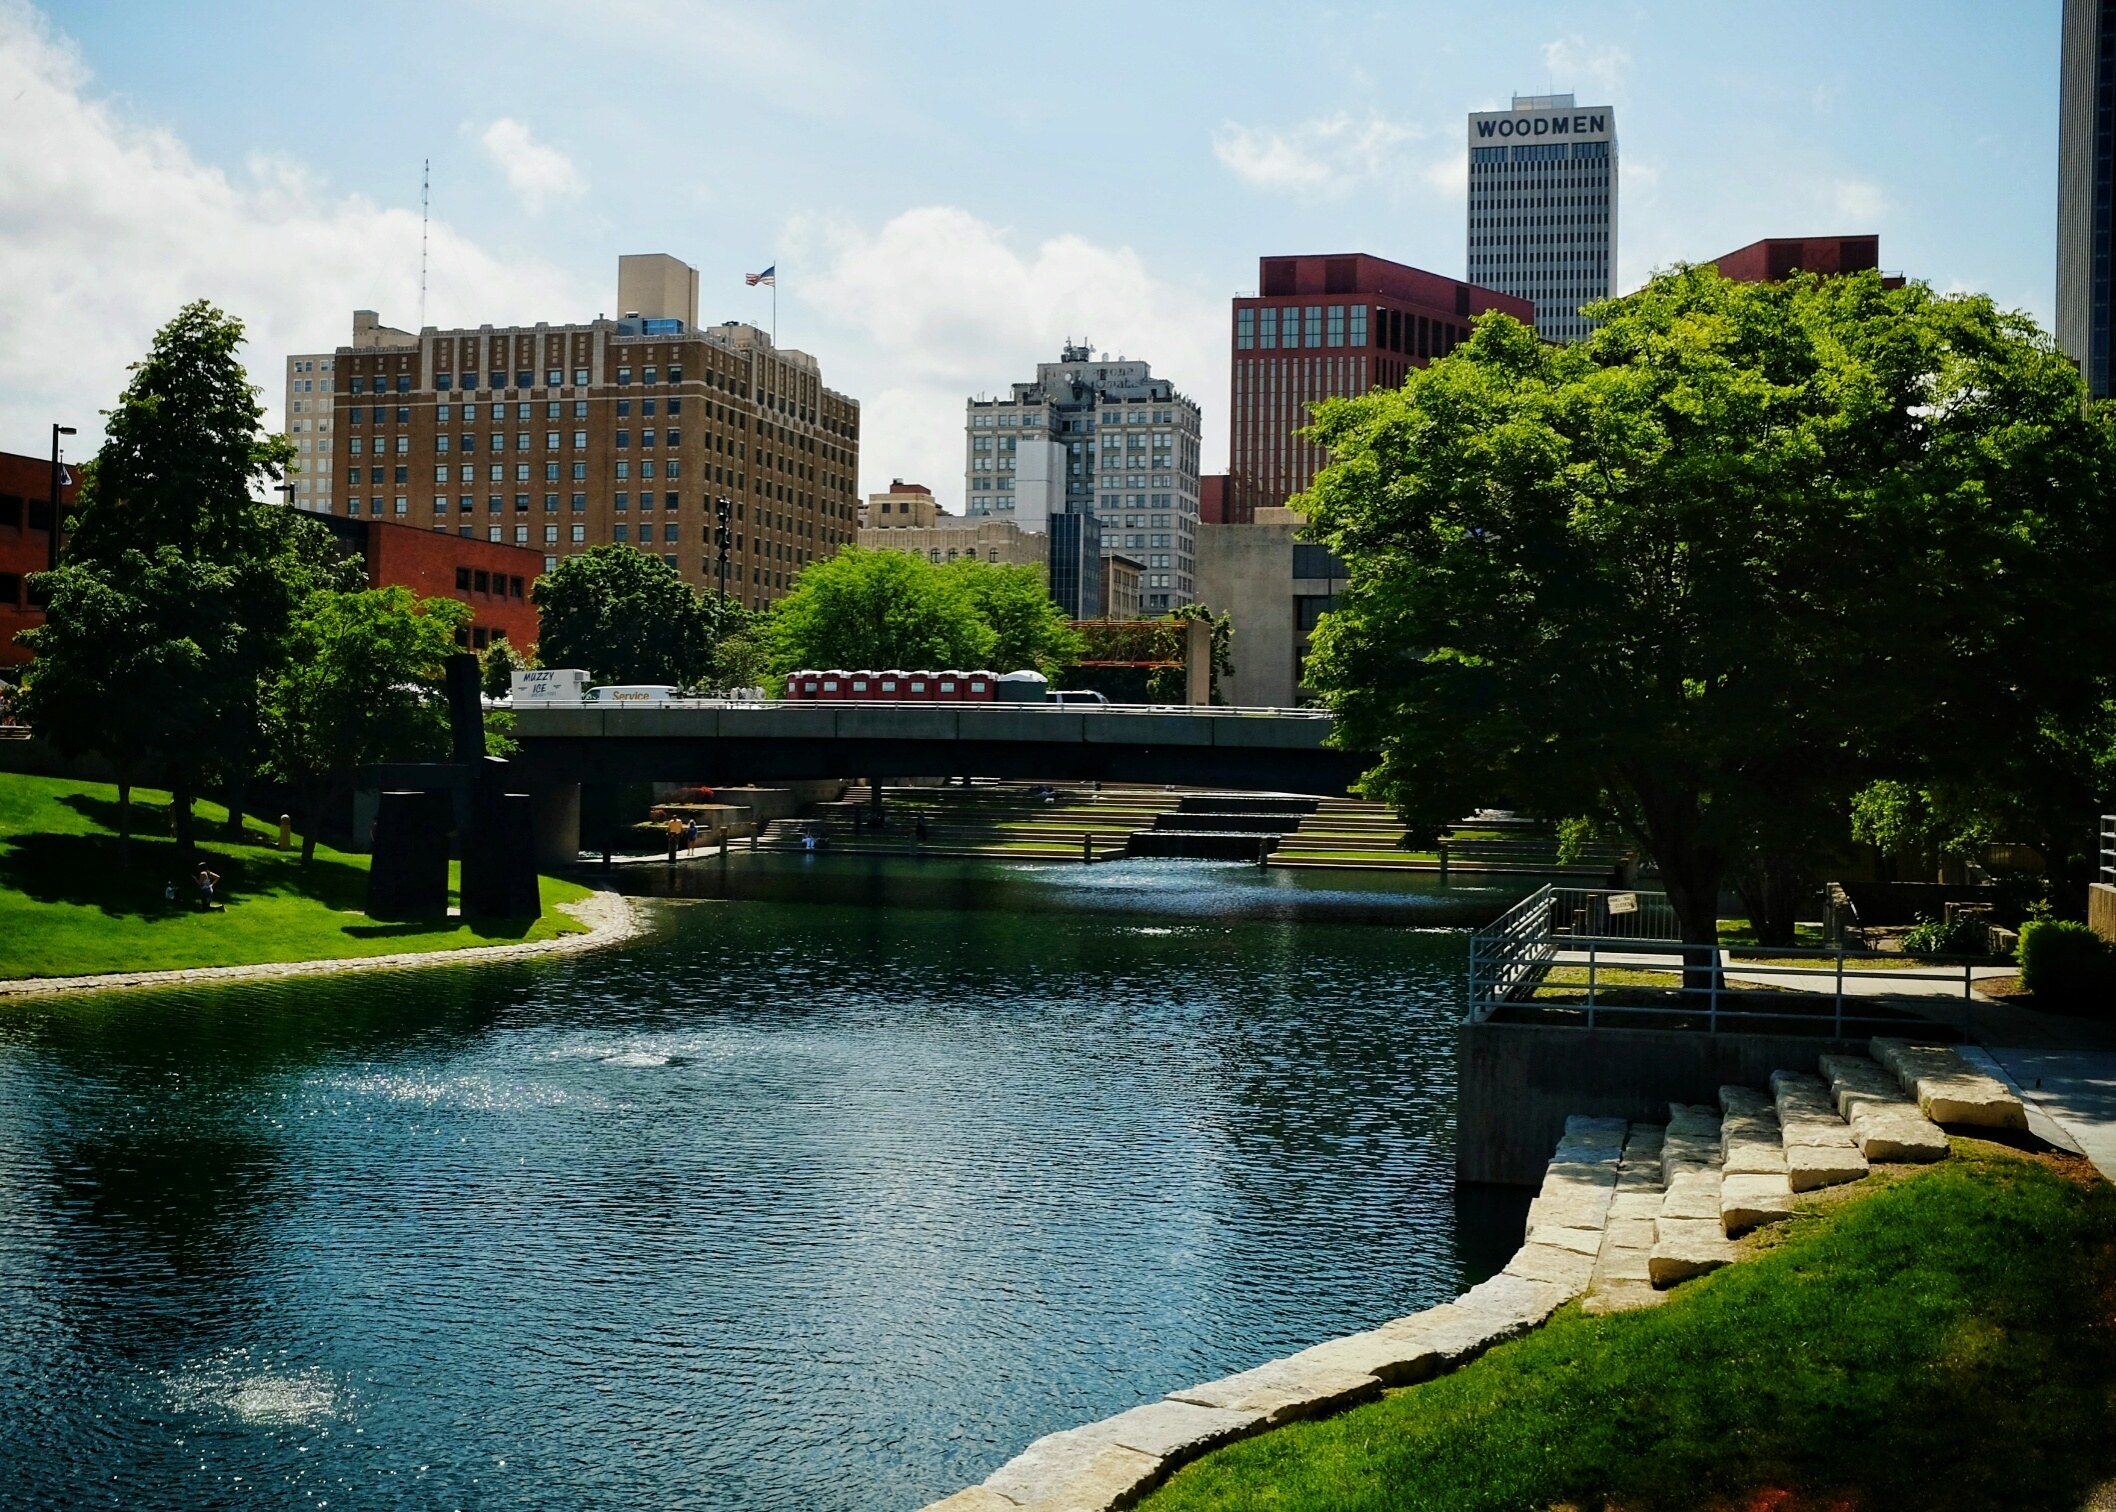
417 158 430 330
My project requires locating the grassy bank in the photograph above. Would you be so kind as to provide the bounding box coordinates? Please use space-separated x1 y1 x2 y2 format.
1145 1146 2116 1512
0 773 592 981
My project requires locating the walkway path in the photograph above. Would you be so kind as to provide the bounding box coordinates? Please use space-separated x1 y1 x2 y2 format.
1970 1047 2116 1182
0 890 639 1000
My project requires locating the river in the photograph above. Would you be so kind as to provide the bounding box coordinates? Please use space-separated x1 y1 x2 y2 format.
0 856 1525 1510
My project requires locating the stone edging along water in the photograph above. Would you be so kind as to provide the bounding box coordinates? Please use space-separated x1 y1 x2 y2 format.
917 1120 1626 1512
0 890 640 1000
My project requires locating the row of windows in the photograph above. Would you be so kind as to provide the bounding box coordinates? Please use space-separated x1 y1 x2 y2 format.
351 397 695 423
425 364 688 392
1234 304 1374 351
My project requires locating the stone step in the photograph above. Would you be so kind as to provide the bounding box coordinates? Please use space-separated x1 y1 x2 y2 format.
1583 1122 1669 1315
1818 1052 1953 1161
1869 1036 2029 1131
1768 1070 1871 1191
1717 1085 1796 1235
1661 1102 1724 1185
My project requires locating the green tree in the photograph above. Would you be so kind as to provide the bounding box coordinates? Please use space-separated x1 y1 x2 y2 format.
530 545 743 686
261 587 468 865
764 546 996 672
20 301 350 859
1296 267 2116 964
942 557 1083 674
481 637 533 700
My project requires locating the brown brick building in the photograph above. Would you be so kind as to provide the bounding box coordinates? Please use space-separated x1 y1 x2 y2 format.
315 513 545 652
0 446 79 671
320 254 860 610
1710 236 1905 289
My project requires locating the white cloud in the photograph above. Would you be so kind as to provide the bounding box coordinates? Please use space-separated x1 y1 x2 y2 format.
788 207 1224 513
1540 36 1630 100
1833 178 1889 222
477 117 585 212
0 5 592 457
1212 112 1427 198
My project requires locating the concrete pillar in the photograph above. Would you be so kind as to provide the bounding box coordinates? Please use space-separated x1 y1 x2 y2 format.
530 782 581 871
1185 615 1212 706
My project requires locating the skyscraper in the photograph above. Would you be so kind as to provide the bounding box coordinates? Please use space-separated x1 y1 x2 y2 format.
2058 0 2114 397
966 345 1201 612
1466 94 1618 343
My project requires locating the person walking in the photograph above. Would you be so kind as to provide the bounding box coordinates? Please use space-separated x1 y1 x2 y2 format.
665 816 684 863
194 865 221 912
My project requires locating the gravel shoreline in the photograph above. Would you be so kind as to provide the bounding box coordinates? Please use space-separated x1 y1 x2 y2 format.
0 889 642 1000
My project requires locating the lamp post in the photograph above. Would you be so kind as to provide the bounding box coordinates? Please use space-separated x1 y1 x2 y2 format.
47 424 76 572
714 495 732 601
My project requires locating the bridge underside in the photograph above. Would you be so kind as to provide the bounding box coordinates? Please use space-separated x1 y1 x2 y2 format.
513 735 1372 797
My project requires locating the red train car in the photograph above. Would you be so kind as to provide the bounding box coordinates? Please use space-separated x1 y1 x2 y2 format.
785 669 997 701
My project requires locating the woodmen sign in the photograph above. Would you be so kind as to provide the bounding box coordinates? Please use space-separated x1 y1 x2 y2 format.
1469 107 1614 144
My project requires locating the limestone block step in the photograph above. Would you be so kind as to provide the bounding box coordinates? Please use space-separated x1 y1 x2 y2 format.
979 1430 1162 1512
1720 1172 1796 1234
1718 1085 1789 1183
1648 1217 1737 1286
1819 1053 1951 1162
1662 1103 1724 1183
1768 1070 1870 1191
1584 1123 1670 1315
1166 1357 1381 1428
1869 1037 2028 1130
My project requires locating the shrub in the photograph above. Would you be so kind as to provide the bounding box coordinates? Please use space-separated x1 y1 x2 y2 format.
2016 918 2111 1006
1901 912 1989 957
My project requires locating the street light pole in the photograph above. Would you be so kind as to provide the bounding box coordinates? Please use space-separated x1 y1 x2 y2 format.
47 423 76 572
714 495 732 602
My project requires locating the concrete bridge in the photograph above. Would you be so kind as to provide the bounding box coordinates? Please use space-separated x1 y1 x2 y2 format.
507 701 1374 860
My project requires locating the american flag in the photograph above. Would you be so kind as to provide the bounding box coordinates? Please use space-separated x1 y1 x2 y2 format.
745 265 776 287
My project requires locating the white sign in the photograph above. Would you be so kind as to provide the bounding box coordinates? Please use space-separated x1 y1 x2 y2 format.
513 668 587 704
1607 892 1639 916
1469 107 1614 144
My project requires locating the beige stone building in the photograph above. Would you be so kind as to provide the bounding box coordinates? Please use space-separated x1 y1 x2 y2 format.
284 312 418 513
1100 554 1142 620
857 512 1043 567
324 253 860 609
1192 506 1347 707
863 479 939 528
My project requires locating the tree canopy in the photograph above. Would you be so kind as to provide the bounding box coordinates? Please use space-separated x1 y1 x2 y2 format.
530 544 747 687
763 546 1079 675
1297 266 2116 949
20 300 351 857
262 586 467 864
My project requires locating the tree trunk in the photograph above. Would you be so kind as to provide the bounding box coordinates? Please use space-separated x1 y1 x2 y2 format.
1734 853 1810 948
224 772 249 840
170 780 196 862
116 778 132 869
1621 772 1727 999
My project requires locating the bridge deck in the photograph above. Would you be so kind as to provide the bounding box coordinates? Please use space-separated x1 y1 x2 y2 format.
514 701 1338 751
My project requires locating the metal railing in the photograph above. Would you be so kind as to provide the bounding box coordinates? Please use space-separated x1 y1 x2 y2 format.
1467 884 1985 1038
522 698 1335 719
2101 813 2115 883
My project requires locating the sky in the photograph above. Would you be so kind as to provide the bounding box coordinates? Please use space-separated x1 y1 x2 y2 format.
0 1 2062 513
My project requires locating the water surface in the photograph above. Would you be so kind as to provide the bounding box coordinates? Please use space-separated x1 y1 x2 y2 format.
0 857 1508 1510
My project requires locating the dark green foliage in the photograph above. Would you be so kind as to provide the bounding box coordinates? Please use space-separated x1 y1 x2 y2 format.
1296 268 2116 950
530 544 746 687
2017 918 2111 1004
1900 911 1991 957
1147 1151 2116 1512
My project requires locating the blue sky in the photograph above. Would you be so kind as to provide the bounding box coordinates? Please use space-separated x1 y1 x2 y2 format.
0 1 2062 508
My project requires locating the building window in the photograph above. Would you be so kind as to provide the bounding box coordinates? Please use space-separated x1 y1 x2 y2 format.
574 368 589 386
570 524 585 543
433 466 449 483
644 367 657 385
545 463 559 481
1236 308 1255 349
614 524 629 542
1350 305 1368 347
544 493 558 512
545 555 558 571
544 524 558 544
547 369 563 387
1305 307 1323 348
664 523 680 542
455 566 472 590
617 367 632 386
616 462 630 479
570 492 586 512
615 492 629 512
572 462 587 480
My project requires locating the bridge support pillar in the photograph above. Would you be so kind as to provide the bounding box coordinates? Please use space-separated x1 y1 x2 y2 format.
531 782 581 871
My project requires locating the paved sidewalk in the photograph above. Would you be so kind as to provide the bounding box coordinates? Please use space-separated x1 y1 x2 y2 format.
1972 1048 2116 1182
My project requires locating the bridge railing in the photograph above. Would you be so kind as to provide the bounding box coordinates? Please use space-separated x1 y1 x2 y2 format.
517 699 1335 718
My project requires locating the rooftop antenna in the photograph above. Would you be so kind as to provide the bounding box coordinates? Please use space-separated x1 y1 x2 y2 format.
417 158 430 330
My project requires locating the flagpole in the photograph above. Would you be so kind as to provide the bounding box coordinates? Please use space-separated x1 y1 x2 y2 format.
772 270 777 346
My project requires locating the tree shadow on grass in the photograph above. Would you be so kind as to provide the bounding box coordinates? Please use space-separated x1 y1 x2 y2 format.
0 830 373 918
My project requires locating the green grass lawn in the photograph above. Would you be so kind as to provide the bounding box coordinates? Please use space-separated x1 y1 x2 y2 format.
1144 1147 2116 1512
0 773 592 981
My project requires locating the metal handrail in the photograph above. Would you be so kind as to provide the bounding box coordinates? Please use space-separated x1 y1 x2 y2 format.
526 699 1336 719
2101 813 2115 883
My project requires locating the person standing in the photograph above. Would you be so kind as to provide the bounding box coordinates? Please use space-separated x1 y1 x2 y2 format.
665 816 683 862
194 865 221 912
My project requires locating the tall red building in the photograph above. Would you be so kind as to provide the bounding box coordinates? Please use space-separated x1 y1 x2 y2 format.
1711 236 1903 288
1227 254 1533 520
0 447 78 671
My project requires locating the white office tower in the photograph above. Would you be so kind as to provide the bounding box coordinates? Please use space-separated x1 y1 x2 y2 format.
1467 94 1618 343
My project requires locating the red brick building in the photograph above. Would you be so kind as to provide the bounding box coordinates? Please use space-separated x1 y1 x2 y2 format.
1711 236 1904 288
1228 254 1533 520
0 446 78 671
317 513 544 651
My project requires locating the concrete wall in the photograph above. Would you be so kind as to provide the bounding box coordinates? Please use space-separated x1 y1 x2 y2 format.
1457 1020 1871 1186
1195 519 1298 707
